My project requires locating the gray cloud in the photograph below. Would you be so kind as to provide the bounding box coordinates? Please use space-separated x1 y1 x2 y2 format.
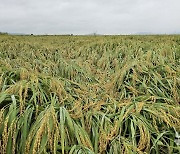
0 0 180 34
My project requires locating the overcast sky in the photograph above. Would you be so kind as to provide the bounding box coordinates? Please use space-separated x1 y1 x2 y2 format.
0 0 180 34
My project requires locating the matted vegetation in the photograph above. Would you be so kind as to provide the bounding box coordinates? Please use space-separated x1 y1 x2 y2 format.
0 35 180 154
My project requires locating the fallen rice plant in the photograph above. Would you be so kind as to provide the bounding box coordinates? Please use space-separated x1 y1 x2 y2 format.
0 35 180 153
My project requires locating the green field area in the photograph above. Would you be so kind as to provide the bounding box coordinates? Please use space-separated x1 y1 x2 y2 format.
0 35 180 154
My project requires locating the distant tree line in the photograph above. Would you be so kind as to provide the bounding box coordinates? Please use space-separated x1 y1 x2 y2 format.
0 32 8 35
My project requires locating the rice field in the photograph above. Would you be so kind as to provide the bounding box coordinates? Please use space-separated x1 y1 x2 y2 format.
0 34 180 154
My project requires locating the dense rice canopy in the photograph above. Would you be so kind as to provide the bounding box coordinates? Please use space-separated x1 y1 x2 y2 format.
0 35 180 154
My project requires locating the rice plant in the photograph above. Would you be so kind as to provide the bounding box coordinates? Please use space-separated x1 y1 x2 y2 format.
0 35 180 154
